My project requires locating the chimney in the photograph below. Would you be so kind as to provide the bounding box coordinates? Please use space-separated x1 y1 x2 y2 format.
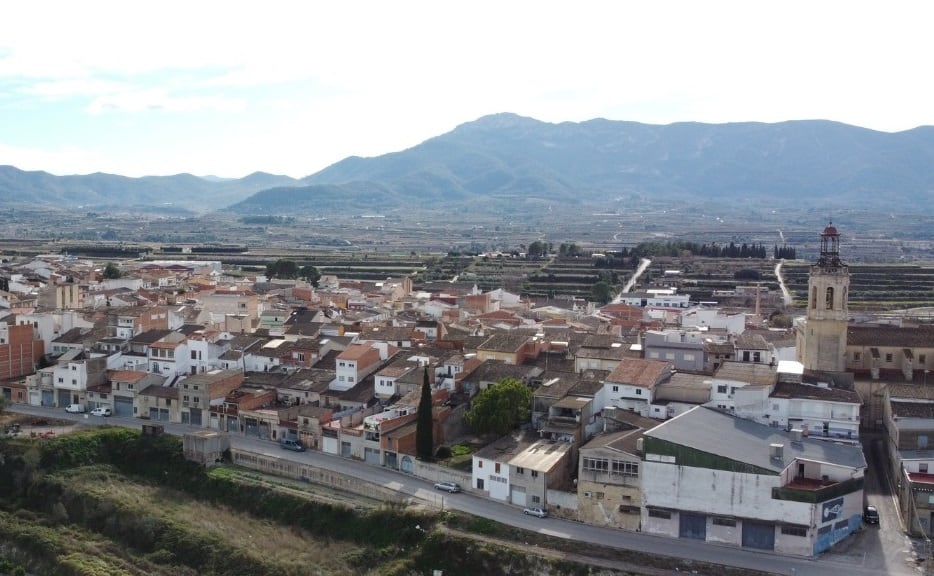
790 428 803 442
769 443 784 460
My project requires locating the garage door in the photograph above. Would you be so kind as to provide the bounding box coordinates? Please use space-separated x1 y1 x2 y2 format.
364 447 380 465
742 521 775 551
679 513 707 540
510 486 527 506
114 397 134 417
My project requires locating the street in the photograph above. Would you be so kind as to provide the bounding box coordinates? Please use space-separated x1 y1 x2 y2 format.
5 403 930 576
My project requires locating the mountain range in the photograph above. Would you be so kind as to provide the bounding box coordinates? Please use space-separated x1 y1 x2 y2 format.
4 113 934 215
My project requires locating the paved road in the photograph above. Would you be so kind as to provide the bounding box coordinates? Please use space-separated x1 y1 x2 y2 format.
615 257 651 302
6 404 927 576
774 259 794 307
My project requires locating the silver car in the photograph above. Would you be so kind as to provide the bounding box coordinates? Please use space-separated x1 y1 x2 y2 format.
523 507 547 518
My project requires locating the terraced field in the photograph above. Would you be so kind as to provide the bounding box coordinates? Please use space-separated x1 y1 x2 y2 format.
781 262 934 310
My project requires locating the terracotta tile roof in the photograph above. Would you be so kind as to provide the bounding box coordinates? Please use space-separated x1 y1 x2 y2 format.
770 381 860 404
108 370 148 383
848 324 934 347
606 358 672 388
891 400 934 419
337 343 378 361
477 332 531 353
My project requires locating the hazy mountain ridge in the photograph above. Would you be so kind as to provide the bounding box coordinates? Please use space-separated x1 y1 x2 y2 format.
5 114 934 214
284 113 934 212
0 166 299 213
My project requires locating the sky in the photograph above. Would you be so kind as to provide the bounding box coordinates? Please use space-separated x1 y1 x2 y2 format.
2 1 933 179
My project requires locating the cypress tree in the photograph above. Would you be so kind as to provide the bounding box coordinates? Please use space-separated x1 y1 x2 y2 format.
416 365 434 460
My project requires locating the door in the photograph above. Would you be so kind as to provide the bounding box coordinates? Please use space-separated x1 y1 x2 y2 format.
510 486 527 506
114 397 133 417
41 390 54 407
189 408 202 426
679 513 707 540
742 521 775 551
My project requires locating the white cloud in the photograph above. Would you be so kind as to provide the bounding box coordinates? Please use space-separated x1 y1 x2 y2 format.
2 0 934 177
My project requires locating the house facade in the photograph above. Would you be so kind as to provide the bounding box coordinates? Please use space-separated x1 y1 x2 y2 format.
641 406 866 557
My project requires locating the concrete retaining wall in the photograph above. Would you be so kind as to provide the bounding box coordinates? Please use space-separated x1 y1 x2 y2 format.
230 447 406 503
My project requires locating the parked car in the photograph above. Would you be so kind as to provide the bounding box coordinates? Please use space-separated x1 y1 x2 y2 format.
433 481 461 493
64 404 86 414
523 507 548 518
864 505 880 525
280 438 305 452
90 407 112 417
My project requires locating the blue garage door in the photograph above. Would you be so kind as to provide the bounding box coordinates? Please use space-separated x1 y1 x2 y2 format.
679 513 707 540
742 521 775 551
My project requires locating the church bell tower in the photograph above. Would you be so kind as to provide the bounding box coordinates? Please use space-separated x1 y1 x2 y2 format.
797 223 850 372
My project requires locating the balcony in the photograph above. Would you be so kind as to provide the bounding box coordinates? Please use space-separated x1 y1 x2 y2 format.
772 476 863 504
210 405 239 416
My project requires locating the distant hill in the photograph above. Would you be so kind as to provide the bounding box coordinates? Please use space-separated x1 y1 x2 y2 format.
6 114 934 214
228 113 934 214
0 166 299 214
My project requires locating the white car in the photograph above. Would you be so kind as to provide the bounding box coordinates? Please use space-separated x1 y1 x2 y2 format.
90 407 112 417
64 404 86 414
523 507 547 518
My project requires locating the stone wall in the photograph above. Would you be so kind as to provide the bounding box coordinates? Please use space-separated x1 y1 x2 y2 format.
230 447 407 503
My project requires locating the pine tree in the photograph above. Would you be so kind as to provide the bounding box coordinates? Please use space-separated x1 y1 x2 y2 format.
416 366 434 460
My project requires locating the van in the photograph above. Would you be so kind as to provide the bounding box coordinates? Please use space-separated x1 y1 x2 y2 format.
280 438 305 452
64 403 86 414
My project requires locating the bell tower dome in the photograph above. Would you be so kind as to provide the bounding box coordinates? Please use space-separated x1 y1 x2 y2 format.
797 222 850 372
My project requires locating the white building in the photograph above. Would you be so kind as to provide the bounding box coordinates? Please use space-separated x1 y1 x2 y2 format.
642 406 866 557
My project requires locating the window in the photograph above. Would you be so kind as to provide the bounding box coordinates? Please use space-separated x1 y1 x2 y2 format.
886 353 893 363
58 377 63 383
648 509 671 519
191 351 197 360
595 491 604 500
71 366 77 371
717 385 727 394
478 460 483 468
854 352 861 362
810 287 817 309
921 354 927 364
184 384 189 389
920 463 929 474
610 460 639 477
531 495 540 503
612 385 619 392
583 457 609 472
683 353 695 362
194 386 199 391
193 397 199 403
516 467 524 475
71 379 77 385
494 463 501 473
636 389 642 395
183 395 189 402
825 286 834 309
531 470 539 478
772 403 779 411
712 517 736 527
781 526 807 537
